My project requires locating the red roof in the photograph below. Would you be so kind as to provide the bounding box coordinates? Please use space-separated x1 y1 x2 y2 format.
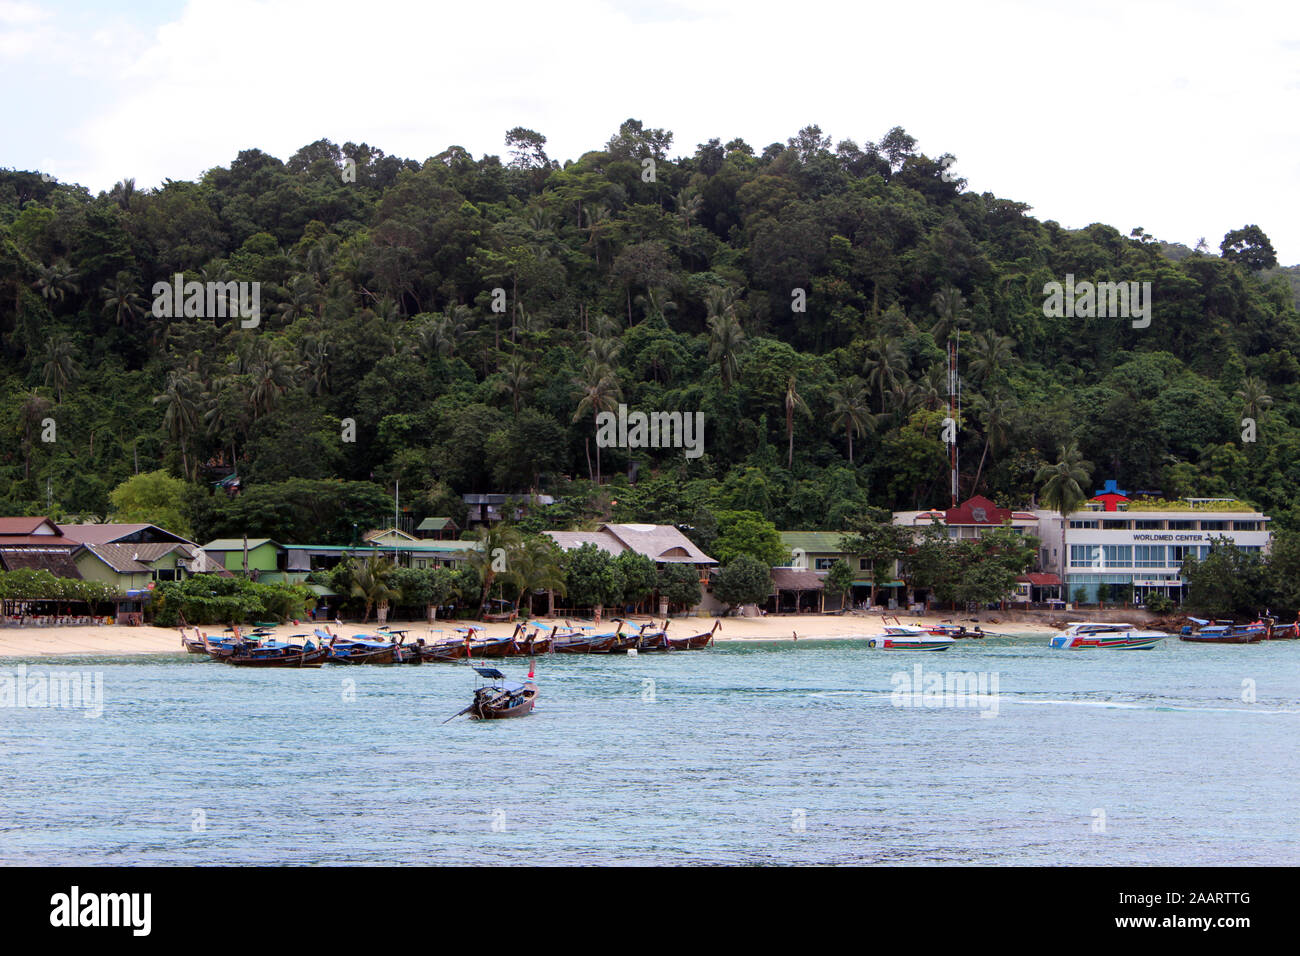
945 495 1012 526
0 516 77 547
1017 573 1061 586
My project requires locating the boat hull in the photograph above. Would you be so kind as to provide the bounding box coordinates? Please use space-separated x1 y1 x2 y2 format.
1050 635 1164 650
225 645 329 667
868 635 953 651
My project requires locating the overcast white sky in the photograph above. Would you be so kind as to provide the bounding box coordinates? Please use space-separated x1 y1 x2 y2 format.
4 0 1298 262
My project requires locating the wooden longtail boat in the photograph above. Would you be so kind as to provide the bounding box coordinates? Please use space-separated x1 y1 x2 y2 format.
444 665 538 721
665 620 719 650
224 639 330 667
1179 618 1266 644
415 639 469 662
554 620 625 654
1048 622 1165 650
635 621 670 651
181 628 209 655
1266 620 1300 640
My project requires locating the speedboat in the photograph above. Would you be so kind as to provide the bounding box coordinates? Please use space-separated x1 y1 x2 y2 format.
1049 622 1165 650
870 625 954 651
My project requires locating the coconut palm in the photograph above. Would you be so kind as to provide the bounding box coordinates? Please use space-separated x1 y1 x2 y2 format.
153 369 202 480
783 375 810 469
706 304 745 389
101 273 145 329
348 554 402 623
930 285 970 342
571 358 622 482
968 330 1015 387
504 535 567 616
1236 377 1273 422
466 525 523 617
495 352 532 413
33 262 80 303
675 188 702 229
828 377 873 463
862 333 906 412
970 394 1013 493
1036 441 1094 592
41 333 81 402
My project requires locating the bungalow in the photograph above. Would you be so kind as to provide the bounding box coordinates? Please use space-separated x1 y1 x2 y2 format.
545 523 717 614
0 517 83 578
415 517 459 540
66 523 227 590
776 531 896 610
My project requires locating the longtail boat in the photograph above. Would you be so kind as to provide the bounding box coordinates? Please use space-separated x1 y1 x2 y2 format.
554 620 625 654
635 621 670 651
224 637 329 667
181 628 209 655
1266 620 1300 640
1049 622 1165 650
1179 618 1266 644
444 665 538 721
665 620 719 650
317 629 399 664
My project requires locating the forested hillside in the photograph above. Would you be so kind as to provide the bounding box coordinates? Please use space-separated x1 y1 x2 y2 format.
3 121 1298 542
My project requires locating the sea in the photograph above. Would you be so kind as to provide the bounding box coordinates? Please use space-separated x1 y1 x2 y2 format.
2 634 1297 865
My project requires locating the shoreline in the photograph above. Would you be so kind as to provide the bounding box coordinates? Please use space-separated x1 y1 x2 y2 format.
0 613 1061 658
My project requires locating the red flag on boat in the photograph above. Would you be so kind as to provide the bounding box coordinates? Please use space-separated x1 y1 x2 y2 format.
528 658 535 679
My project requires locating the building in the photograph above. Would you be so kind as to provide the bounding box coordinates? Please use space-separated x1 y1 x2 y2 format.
463 493 555 526
545 523 717 612
0 517 83 577
415 517 459 540
64 523 227 589
893 496 1047 607
202 538 286 579
1036 485 1271 606
773 531 877 610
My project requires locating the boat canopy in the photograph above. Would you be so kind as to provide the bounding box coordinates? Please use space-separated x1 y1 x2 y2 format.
474 667 506 679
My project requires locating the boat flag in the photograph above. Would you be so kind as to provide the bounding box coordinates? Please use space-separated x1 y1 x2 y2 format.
528 658 535 679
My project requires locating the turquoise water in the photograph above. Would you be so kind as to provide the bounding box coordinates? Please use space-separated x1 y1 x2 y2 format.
2 635 1297 865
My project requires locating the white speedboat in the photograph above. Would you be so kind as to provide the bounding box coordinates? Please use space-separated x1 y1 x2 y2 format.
1048 622 1166 650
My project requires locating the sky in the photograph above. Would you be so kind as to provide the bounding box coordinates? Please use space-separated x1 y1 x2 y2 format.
3 0 1299 263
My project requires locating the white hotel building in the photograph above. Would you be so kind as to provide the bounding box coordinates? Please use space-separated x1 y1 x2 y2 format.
1037 485 1270 605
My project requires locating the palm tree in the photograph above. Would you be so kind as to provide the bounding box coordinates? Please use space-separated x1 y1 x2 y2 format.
862 334 906 412
504 535 567 616
101 273 145 329
1036 441 1094 595
968 330 1015 387
571 358 622 483
930 285 969 342
495 352 531 413
348 554 402 623
41 333 81 402
153 369 202 480
1236 377 1273 422
33 262 80 304
675 188 702 230
970 394 1013 493
783 374 810 469
706 300 745 390
466 525 523 617
828 377 872 463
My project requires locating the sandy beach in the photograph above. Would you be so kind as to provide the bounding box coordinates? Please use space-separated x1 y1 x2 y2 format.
0 612 1059 658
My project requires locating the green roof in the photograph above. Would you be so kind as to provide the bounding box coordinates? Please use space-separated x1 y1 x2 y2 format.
779 531 852 553
307 584 337 597
203 538 278 550
282 541 479 553
416 517 456 531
